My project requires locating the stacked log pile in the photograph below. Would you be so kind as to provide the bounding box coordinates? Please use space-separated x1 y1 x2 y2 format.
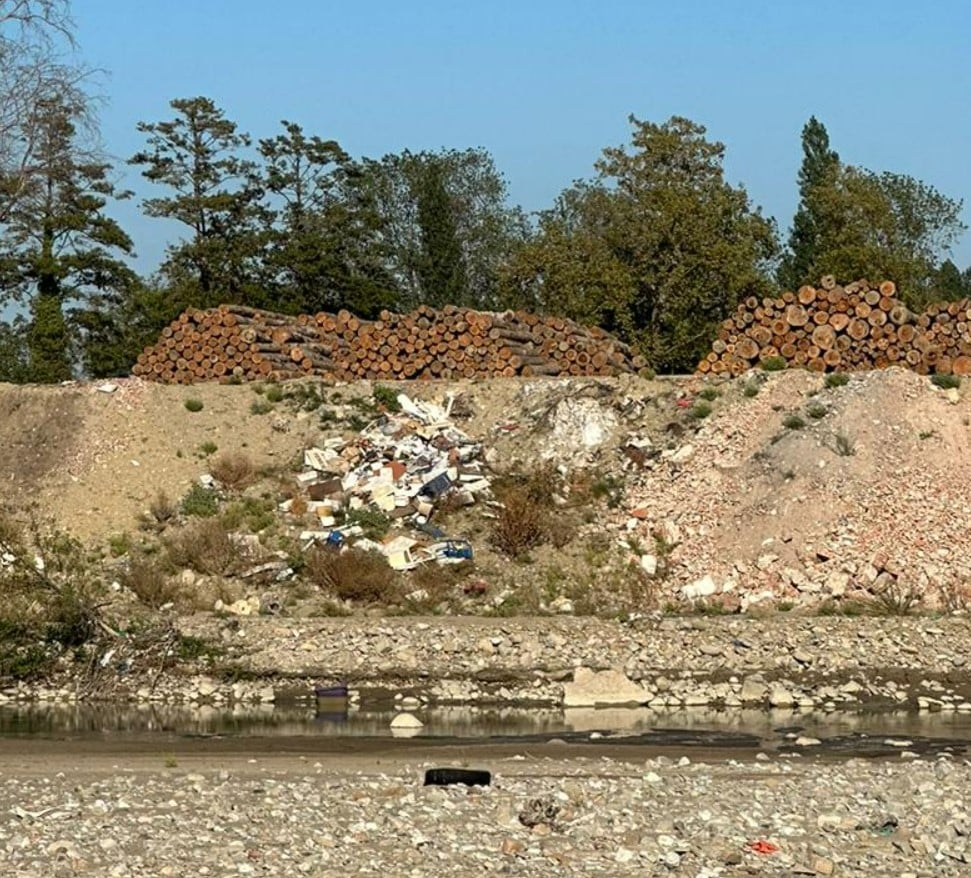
132 304 646 384
698 276 971 376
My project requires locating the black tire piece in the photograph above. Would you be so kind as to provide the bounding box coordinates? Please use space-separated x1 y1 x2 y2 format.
423 768 492 787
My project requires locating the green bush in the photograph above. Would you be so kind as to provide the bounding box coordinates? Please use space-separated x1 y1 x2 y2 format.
742 381 760 398
806 402 828 419
760 356 787 372
199 441 218 456
825 372 850 388
931 373 961 390
184 398 204 412
373 385 401 412
689 401 713 419
344 508 392 540
303 547 398 603
265 384 284 403
250 399 273 415
783 414 806 430
180 484 219 518
698 387 720 401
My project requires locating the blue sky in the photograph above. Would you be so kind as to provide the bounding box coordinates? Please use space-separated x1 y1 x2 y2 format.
75 0 971 274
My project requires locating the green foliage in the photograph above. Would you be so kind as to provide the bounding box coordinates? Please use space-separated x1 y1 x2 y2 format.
825 372 850 388
372 384 401 411
590 474 625 509
806 402 828 419
501 116 778 372
931 373 961 389
221 496 276 533
250 399 273 415
742 381 760 397
264 384 284 403
180 484 219 518
760 356 787 371
783 414 806 429
165 518 238 576
303 547 398 603
199 441 218 456
698 387 720 401
778 117 840 291
689 400 713 419
183 398 204 412
344 507 391 540
176 635 224 662
0 96 136 383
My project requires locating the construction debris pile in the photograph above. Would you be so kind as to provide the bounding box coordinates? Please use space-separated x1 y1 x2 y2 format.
284 393 489 569
132 304 647 384
698 276 971 376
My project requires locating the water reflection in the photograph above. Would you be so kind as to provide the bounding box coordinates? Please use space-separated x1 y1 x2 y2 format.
3 702 971 743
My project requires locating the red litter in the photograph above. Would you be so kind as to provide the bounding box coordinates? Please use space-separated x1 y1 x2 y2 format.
746 840 780 855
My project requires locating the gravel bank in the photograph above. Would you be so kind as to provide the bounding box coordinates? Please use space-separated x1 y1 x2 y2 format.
1 751 969 876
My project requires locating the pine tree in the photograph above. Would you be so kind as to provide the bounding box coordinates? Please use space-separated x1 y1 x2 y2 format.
415 159 467 307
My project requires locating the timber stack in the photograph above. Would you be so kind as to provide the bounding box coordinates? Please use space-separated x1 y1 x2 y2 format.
132 303 646 384
698 276 971 377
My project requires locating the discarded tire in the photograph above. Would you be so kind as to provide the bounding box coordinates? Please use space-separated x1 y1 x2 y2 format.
423 768 492 787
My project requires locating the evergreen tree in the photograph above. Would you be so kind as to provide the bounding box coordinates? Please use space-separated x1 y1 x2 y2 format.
0 95 135 382
256 121 395 317
778 116 840 290
130 97 262 308
415 158 467 307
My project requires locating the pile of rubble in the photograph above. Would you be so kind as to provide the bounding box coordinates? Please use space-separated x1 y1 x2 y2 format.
284 393 491 569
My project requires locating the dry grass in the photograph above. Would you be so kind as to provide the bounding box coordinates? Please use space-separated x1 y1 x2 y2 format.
120 557 182 608
165 518 239 576
209 452 257 491
489 469 559 557
303 547 398 603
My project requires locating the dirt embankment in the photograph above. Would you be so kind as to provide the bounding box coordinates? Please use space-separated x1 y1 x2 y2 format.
1 367 970 616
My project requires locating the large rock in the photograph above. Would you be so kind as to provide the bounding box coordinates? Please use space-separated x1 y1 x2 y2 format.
563 667 649 707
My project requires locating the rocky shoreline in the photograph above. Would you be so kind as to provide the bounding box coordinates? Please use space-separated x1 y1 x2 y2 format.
6 614 971 715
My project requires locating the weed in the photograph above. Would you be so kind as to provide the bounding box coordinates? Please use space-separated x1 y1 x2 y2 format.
107 533 132 558
180 484 219 518
165 518 239 576
345 507 392 540
806 402 828 419
698 387 720 401
199 441 218 456
743 381 760 398
489 471 557 557
345 413 368 432
833 431 856 457
689 401 713 419
209 452 257 491
250 399 273 415
931 373 961 390
148 491 178 527
176 635 223 662
777 601 795 612
873 578 922 616
164 755 178 769
265 384 284 403
373 384 401 412
825 372 850 388
782 414 806 430
303 547 398 603
184 399 204 413
919 430 937 440
760 356 787 372
590 474 625 509
221 496 276 533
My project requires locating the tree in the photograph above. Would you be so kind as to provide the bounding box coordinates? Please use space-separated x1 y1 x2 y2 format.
0 1 90 224
503 116 779 372
414 157 467 307
256 121 395 317
935 259 971 301
805 165 965 310
130 97 262 308
778 116 840 290
0 95 135 381
360 148 529 310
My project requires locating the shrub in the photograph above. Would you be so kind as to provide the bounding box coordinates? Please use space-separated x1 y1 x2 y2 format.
689 401 713 419
806 402 828 419
931 373 961 390
148 491 178 526
184 398 204 412
303 546 398 603
180 484 219 518
698 387 720 401
265 384 284 403
209 452 256 491
783 414 805 430
760 356 787 372
199 441 218 456
490 484 549 557
825 372 850 388
742 381 760 398
250 399 273 415
120 557 181 608
834 430 856 456
344 507 392 540
373 384 401 412
165 518 238 576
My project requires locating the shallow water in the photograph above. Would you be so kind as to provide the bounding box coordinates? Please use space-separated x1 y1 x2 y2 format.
4 701 971 757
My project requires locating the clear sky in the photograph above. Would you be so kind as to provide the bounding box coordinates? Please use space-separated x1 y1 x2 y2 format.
74 0 971 274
